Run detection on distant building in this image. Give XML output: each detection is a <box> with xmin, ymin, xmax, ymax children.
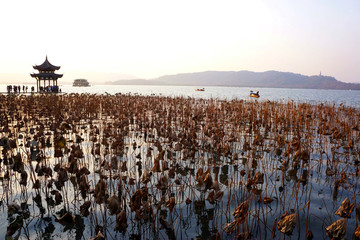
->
<box><xmin>30</xmin><ymin>56</ymin><xmax>63</xmax><ymax>92</ymax></box>
<box><xmin>73</xmin><ymin>79</ymin><xmax>90</xmax><ymax>87</ymax></box>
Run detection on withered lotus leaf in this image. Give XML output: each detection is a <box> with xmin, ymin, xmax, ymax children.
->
<box><xmin>54</xmin><ymin>191</ymin><xmax>63</xmax><ymax>205</ymax></box>
<box><xmin>214</xmin><ymin>191</ymin><xmax>224</xmax><ymax>202</ymax></box>
<box><xmin>80</xmin><ymin>201</ymin><xmax>91</xmax><ymax>217</ymax></box>
<box><xmin>253</xmin><ymin>172</ymin><xmax>264</xmax><ymax>184</ymax></box>
<box><xmin>232</xmin><ymin>200</ymin><xmax>249</xmax><ymax>224</ymax></box>
<box><xmin>141</xmin><ymin>170</ymin><xmax>151</xmax><ymax>184</ymax></box>
<box><xmin>159</xmin><ymin>215</ymin><xmax>172</xmax><ymax>230</ymax></box>
<box><xmin>355</xmin><ymin>224</ymin><xmax>360</xmax><ymax>239</ymax></box>
<box><xmin>277</xmin><ymin>213</ymin><xmax>297</xmax><ymax>235</ymax></box>
<box><xmin>79</xmin><ymin>175</ymin><xmax>90</xmax><ymax>199</ymax></box>
<box><xmin>335</xmin><ymin>197</ymin><xmax>355</xmax><ymax>218</ymax></box>
<box><xmin>156</xmin><ymin>175</ymin><xmax>168</xmax><ymax>190</ymax></box>
<box><xmin>78</xmin><ymin>166</ymin><xmax>91</xmax><ymax>176</ymax></box>
<box><xmin>120</xmin><ymin>162</ymin><xmax>127</xmax><ymax>172</ymax></box>
<box><xmin>107</xmin><ymin>195</ymin><xmax>121</xmax><ymax>215</ymax></box>
<box><xmin>195</xmin><ymin>168</ymin><xmax>212</xmax><ymax>191</ymax></box>
<box><xmin>325</xmin><ymin>218</ymin><xmax>347</xmax><ymax>240</ymax></box>
<box><xmin>128</xmin><ymin>178</ymin><xmax>136</xmax><ymax>185</ymax></box>
<box><xmin>114</xmin><ymin>210</ymin><xmax>127</xmax><ymax>232</ymax></box>
<box><xmin>196</xmin><ymin>168</ymin><xmax>204</xmax><ymax>183</ymax></box>
<box><xmin>94</xmin><ymin>178</ymin><xmax>107</xmax><ymax>204</ymax></box>
<box><xmin>6</xmin><ymin>214</ymin><xmax>23</xmax><ymax>238</ymax></box>
<box><xmin>55</xmin><ymin>136</ymin><xmax>66</xmax><ymax>148</ymax></box>
<box><xmin>224</xmin><ymin>218</ymin><xmax>241</xmax><ymax>234</ymax></box>
<box><xmin>55</xmin><ymin>212</ymin><xmax>75</xmax><ymax>226</ymax></box>
<box><xmin>20</xmin><ymin>170</ymin><xmax>28</xmax><ymax>186</ymax></box>
<box><xmin>7</xmin><ymin>203</ymin><xmax>21</xmax><ymax>216</ymax></box>
<box><xmin>110</xmin><ymin>156</ymin><xmax>118</xmax><ymax>170</ymax></box>
<box><xmin>152</xmin><ymin>158</ymin><xmax>161</xmax><ymax>172</ymax></box>
<box><xmin>71</xmin><ymin>145</ymin><xmax>84</xmax><ymax>158</ymax></box>
<box><xmin>203</xmin><ymin>171</ymin><xmax>213</xmax><ymax>191</ymax></box>
<box><xmin>12</xmin><ymin>153</ymin><xmax>23</xmax><ymax>172</ymax></box>
<box><xmin>54</xmin><ymin>148</ymin><xmax>64</xmax><ymax>158</ymax></box>
<box><xmin>168</xmin><ymin>167</ymin><xmax>175</xmax><ymax>179</ymax></box>
<box><xmin>33</xmin><ymin>179</ymin><xmax>41</xmax><ymax>189</ymax></box>
<box><xmin>130</xmin><ymin>189</ymin><xmax>143</xmax><ymax>212</ymax></box>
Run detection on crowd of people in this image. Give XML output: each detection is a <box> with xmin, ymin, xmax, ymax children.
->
<box><xmin>39</xmin><ymin>85</ymin><xmax>61</xmax><ymax>93</ymax></box>
<box><xmin>6</xmin><ymin>85</ymin><xmax>33</xmax><ymax>93</ymax></box>
<box><xmin>6</xmin><ymin>85</ymin><xmax>61</xmax><ymax>93</ymax></box>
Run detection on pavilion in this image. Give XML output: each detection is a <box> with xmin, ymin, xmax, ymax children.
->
<box><xmin>30</xmin><ymin>56</ymin><xmax>63</xmax><ymax>93</ymax></box>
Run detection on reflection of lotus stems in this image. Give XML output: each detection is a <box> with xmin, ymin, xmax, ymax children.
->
<box><xmin>305</xmin><ymin>186</ymin><xmax>312</xmax><ymax>238</ymax></box>
<box><xmin>0</xmin><ymin>94</ymin><xmax>360</xmax><ymax>239</ymax></box>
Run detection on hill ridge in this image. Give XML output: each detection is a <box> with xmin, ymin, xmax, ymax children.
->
<box><xmin>109</xmin><ymin>70</ymin><xmax>360</xmax><ymax>90</ymax></box>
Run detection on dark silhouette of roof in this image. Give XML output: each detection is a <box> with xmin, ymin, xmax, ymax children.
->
<box><xmin>33</xmin><ymin>56</ymin><xmax>61</xmax><ymax>71</ymax></box>
<box><xmin>30</xmin><ymin>73</ymin><xmax>63</xmax><ymax>79</ymax></box>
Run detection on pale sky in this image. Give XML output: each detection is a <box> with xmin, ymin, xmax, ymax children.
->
<box><xmin>0</xmin><ymin>0</ymin><xmax>359</xmax><ymax>84</ymax></box>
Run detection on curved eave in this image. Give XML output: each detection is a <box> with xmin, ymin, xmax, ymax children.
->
<box><xmin>30</xmin><ymin>73</ymin><xmax>63</xmax><ymax>79</ymax></box>
<box><xmin>33</xmin><ymin>65</ymin><xmax>61</xmax><ymax>71</ymax></box>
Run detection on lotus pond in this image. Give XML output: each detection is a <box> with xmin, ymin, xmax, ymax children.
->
<box><xmin>0</xmin><ymin>93</ymin><xmax>359</xmax><ymax>239</ymax></box>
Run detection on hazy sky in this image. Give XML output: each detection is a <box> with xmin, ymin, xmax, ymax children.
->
<box><xmin>0</xmin><ymin>0</ymin><xmax>359</xmax><ymax>83</ymax></box>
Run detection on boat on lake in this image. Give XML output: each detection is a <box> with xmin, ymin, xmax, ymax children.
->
<box><xmin>195</xmin><ymin>88</ymin><xmax>205</xmax><ymax>91</ymax></box>
<box><xmin>73</xmin><ymin>79</ymin><xmax>90</xmax><ymax>87</ymax></box>
<box><xmin>250</xmin><ymin>90</ymin><xmax>260</xmax><ymax>98</ymax></box>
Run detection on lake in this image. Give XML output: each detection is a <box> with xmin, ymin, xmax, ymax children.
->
<box><xmin>2</xmin><ymin>84</ymin><xmax>360</xmax><ymax>106</ymax></box>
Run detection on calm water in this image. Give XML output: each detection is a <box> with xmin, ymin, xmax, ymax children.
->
<box><xmin>2</xmin><ymin>84</ymin><xmax>360</xmax><ymax>106</ymax></box>
<box><xmin>0</xmin><ymin>85</ymin><xmax>359</xmax><ymax>239</ymax></box>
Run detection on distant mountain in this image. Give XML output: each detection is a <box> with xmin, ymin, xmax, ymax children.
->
<box><xmin>109</xmin><ymin>70</ymin><xmax>360</xmax><ymax>90</ymax></box>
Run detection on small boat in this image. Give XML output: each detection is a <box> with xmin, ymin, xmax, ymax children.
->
<box><xmin>195</xmin><ymin>88</ymin><xmax>205</xmax><ymax>91</ymax></box>
<box><xmin>73</xmin><ymin>79</ymin><xmax>90</xmax><ymax>87</ymax></box>
<box><xmin>250</xmin><ymin>90</ymin><xmax>260</xmax><ymax>98</ymax></box>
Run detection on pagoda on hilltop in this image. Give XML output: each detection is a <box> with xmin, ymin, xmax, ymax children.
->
<box><xmin>30</xmin><ymin>56</ymin><xmax>63</xmax><ymax>93</ymax></box>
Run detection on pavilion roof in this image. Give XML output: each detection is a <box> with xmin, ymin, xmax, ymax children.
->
<box><xmin>30</xmin><ymin>73</ymin><xmax>63</xmax><ymax>79</ymax></box>
<box><xmin>33</xmin><ymin>56</ymin><xmax>61</xmax><ymax>71</ymax></box>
